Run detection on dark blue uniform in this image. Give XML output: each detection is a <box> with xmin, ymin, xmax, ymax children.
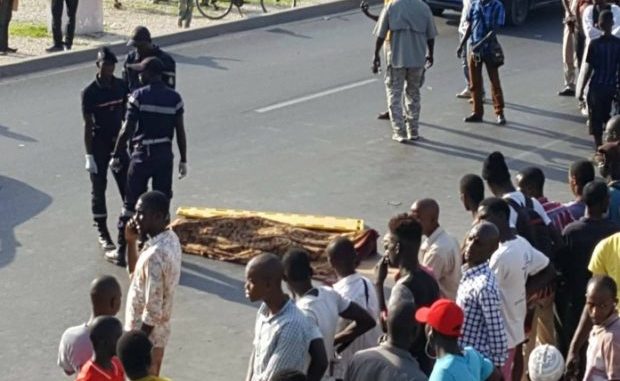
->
<box><xmin>82</xmin><ymin>76</ymin><xmax>129</xmax><ymax>222</ymax></box>
<box><xmin>123</xmin><ymin>46</ymin><xmax>176</xmax><ymax>92</ymax></box>
<box><xmin>123</xmin><ymin>80</ymin><xmax>184</xmax><ymax>214</ymax></box>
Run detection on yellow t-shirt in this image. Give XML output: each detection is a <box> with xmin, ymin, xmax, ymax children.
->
<box><xmin>589</xmin><ymin>233</ymin><xmax>620</xmax><ymax>302</ymax></box>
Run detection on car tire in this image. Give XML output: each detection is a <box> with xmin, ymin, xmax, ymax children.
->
<box><xmin>430</xmin><ymin>7</ymin><xmax>444</xmax><ymax>16</ymax></box>
<box><xmin>504</xmin><ymin>0</ymin><xmax>528</xmax><ymax>25</ymax></box>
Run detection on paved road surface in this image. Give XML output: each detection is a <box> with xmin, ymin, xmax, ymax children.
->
<box><xmin>0</xmin><ymin>4</ymin><xmax>591</xmax><ymax>380</ymax></box>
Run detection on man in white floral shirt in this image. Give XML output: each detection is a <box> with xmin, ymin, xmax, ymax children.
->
<box><xmin>124</xmin><ymin>191</ymin><xmax>182</xmax><ymax>376</ymax></box>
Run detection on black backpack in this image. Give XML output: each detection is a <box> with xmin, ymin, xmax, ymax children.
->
<box><xmin>504</xmin><ymin>195</ymin><xmax>557</xmax><ymax>262</ymax></box>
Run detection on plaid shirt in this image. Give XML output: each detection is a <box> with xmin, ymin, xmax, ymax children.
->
<box><xmin>539</xmin><ymin>197</ymin><xmax>575</xmax><ymax>232</ymax></box>
<box><xmin>456</xmin><ymin>262</ymin><xmax>508</xmax><ymax>366</ymax></box>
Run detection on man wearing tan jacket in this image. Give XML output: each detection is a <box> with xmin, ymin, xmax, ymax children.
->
<box><xmin>0</xmin><ymin>0</ymin><xmax>18</xmax><ymax>55</ymax></box>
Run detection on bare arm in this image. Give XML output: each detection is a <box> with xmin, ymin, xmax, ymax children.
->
<box><xmin>111</xmin><ymin>119</ymin><xmax>136</xmax><ymax>158</ymax></box>
<box><xmin>175</xmin><ymin>115</ymin><xmax>187</xmax><ymax>163</ymax></box>
<box><xmin>334</xmin><ymin>302</ymin><xmax>376</xmax><ymax>352</ymax></box>
<box><xmin>307</xmin><ymin>338</ymin><xmax>328</xmax><ymax>381</ymax></box>
<box><xmin>361</xmin><ymin>1</ymin><xmax>379</xmax><ymax>21</ymax></box>
<box><xmin>458</xmin><ymin>23</ymin><xmax>473</xmax><ymax>53</ymax></box>
<box><xmin>566</xmin><ymin>306</ymin><xmax>593</xmax><ymax>377</ymax></box>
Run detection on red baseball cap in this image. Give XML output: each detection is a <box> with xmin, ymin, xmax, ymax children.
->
<box><xmin>415</xmin><ymin>299</ymin><xmax>464</xmax><ymax>337</ymax></box>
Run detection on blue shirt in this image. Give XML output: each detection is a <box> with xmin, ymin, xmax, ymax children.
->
<box><xmin>429</xmin><ymin>347</ymin><xmax>494</xmax><ymax>381</ymax></box>
<box><xmin>586</xmin><ymin>35</ymin><xmax>620</xmax><ymax>91</ymax></box>
<box><xmin>467</xmin><ymin>0</ymin><xmax>505</xmax><ymax>53</ymax></box>
<box><xmin>609</xmin><ymin>183</ymin><xmax>620</xmax><ymax>225</ymax></box>
<box><xmin>126</xmin><ymin>81</ymin><xmax>184</xmax><ymax>156</ymax></box>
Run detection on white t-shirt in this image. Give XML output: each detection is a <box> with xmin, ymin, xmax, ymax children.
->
<box><xmin>504</xmin><ymin>191</ymin><xmax>552</xmax><ymax>229</ymax></box>
<box><xmin>489</xmin><ymin>236</ymin><xmax>550</xmax><ymax>348</ymax></box>
<box><xmin>332</xmin><ymin>273</ymin><xmax>382</xmax><ymax>379</ymax></box>
<box><xmin>297</xmin><ymin>286</ymin><xmax>351</xmax><ymax>378</ymax></box>
<box><xmin>57</xmin><ymin>323</ymin><xmax>92</xmax><ymax>375</ymax></box>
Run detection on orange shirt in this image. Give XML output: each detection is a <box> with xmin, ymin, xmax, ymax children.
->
<box><xmin>75</xmin><ymin>357</ymin><xmax>125</xmax><ymax>381</ymax></box>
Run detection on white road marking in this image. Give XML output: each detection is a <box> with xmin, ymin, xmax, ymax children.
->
<box><xmin>255</xmin><ymin>78</ymin><xmax>378</xmax><ymax>113</ymax></box>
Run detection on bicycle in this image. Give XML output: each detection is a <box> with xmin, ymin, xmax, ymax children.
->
<box><xmin>196</xmin><ymin>0</ymin><xmax>297</xmax><ymax>19</ymax></box>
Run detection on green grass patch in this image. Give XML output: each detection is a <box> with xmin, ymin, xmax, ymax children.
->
<box><xmin>9</xmin><ymin>22</ymin><xmax>48</xmax><ymax>38</ymax></box>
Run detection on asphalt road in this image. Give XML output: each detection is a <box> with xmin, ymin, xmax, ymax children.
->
<box><xmin>0</xmin><ymin>4</ymin><xmax>592</xmax><ymax>380</ymax></box>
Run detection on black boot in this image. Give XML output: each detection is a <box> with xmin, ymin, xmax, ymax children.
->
<box><xmin>104</xmin><ymin>218</ymin><xmax>127</xmax><ymax>267</ymax></box>
<box><xmin>94</xmin><ymin>218</ymin><xmax>115</xmax><ymax>251</ymax></box>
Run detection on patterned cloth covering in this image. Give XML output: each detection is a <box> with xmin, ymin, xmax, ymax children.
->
<box><xmin>170</xmin><ymin>216</ymin><xmax>379</xmax><ymax>282</ymax></box>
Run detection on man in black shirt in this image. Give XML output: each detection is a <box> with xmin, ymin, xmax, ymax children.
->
<box><xmin>123</xmin><ymin>26</ymin><xmax>176</xmax><ymax>92</ymax></box>
<box><xmin>578</xmin><ymin>10</ymin><xmax>620</xmax><ymax>149</ymax></box>
<box><xmin>375</xmin><ymin>213</ymin><xmax>440</xmax><ymax>375</ymax></box>
<box><xmin>81</xmin><ymin>47</ymin><xmax>129</xmax><ymax>251</ymax></box>
<box><xmin>557</xmin><ymin>180</ymin><xmax>620</xmax><ymax>354</ymax></box>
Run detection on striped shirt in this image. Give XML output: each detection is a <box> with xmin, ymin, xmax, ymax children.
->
<box><xmin>586</xmin><ymin>35</ymin><xmax>620</xmax><ymax>91</ymax></box>
<box><xmin>126</xmin><ymin>80</ymin><xmax>184</xmax><ymax>155</ymax></box>
<box><xmin>456</xmin><ymin>262</ymin><xmax>508</xmax><ymax>367</ymax></box>
<box><xmin>467</xmin><ymin>0</ymin><xmax>505</xmax><ymax>53</ymax></box>
<box><xmin>251</xmin><ymin>299</ymin><xmax>323</xmax><ymax>381</ymax></box>
<box><xmin>539</xmin><ymin>197</ymin><xmax>576</xmax><ymax>232</ymax></box>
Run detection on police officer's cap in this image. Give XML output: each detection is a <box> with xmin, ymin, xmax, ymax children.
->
<box><xmin>128</xmin><ymin>56</ymin><xmax>164</xmax><ymax>75</ymax></box>
<box><xmin>96</xmin><ymin>47</ymin><xmax>117</xmax><ymax>64</ymax></box>
<box><xmin>128</xmin><ymin>26</ymin><xmax>152</xmax><ymax>47</ymax></box>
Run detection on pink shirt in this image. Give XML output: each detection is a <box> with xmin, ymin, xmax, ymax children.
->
<box><xmin>585</xmin><ymin>314</ymin><xmax>620</xmax><ymax>380</ymax></box>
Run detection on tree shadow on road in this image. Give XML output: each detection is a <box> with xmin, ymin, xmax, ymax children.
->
<box><xmin>266</xmin><ymin>27</ymin><xmax>312</xmax><ymax>39</ymax></box>
<box><xmin>180</xmin><ymin>260</ymin><xmax>255</xmax><ymax>307</ymax></box>
<box><xmin>172</xmin><ymin>53</ymin><xmax>241</xmax><ymax>70</ymax></box>
<box><xmin>0</xmin><ymin>176</ymin><xmax>52</xmax><ymax>268</ymax></box>
<box><xmin>0</xmin><ymin>125</ymin><xmax>38</xmax><ymax>143</ymax></box>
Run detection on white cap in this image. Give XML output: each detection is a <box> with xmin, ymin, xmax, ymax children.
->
<box><xmin>528</xmin><ymin>344</ymin><xmax>565</xmax><ymax>381</ymax></box>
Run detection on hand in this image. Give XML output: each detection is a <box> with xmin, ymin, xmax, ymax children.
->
<box><xmin>85</xmin><ymin>154</ymin><xmax>98</xmax><ymax>174</ymax></box>
<box><xmin>178</xmin><ymin>161</ymin><xmax>188</xmax><ymax>179</ymax></box>
<box><xmin>125</xmin><ymin>217</ymin><xmax>139</xmax><ymax>244</ymax></box>
<box><xmin>360</xmin><ymin>0</ymin><xmax>369</xmax><ymax>13</ymax></box>
<box><xmin>565</xmin><ymin>349</ymin><xmax>581</xmax><ymax>380</ymax></box>
<box><xmin>372</xmin><ymin>54</ymin><xmax>381</xmax><ymax>74</ymax></box>
<box><xmin>425</xmin><ymin>55</ymin><xmax>434</xmax><ymax>69</ymax></box>
<box><xmin>456</xmin><ymin>46</ymin><xmax>464</xmax><ymax>59</ymax></box>
<box><xmin>109</xmin><ymin>157</ymin><xmax>122</xmax><ymax>173</ymax></box>
<box><xmin>374</xmin><ymin>256</ymin><xmax>389</xmax><ymax>285</ymax></box>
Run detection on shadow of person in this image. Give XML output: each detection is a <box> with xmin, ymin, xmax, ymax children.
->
<box><xmin>172</xmin><ymin>53</ymin><xmax>242</xmax><ymax>70</ymax></box>
<box><xmin>0</xmin><ymin>125</ymin><xmax>38</xmax><ymax>143</ymax></box>
<box><xmin>180</xmin><ymin>260</ymin><xmax>256</xmax><ymax>307</ymax></box>
<box><xmin>0</xmin><ymin>176</ymin><xmax>52</xmax><ymax>268</ymax></box>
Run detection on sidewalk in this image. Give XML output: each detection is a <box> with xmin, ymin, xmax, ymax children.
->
<box><xmin>1</xmin><ymin>0</ymin><xmax>329</xmax><ymax>65</ymax></box>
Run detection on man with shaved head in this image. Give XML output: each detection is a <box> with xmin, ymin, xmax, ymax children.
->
<box><xmin>327</xmin><ymin>237</ymin><xmax>381</xmax><ymax>380</ymax></box>
<box><xmin>411</xmin><ymin>198</ymin><xmax>461</xmax><ymax>300</ymax></box>
<box><xmin>344</xmin><ymin>301</ymin><xmax>428</xmax><ymax>381</ymax></box>
<box><xmin>245</xmin><ymin>253</ymin><xmax>328</xmax><ymax>381</ymax></box>
<box><xmin>457</xmin><ymin>222</ymin><xmax>508</xmax><ymax>368</ymax></box>
<box><xmin>58</xmin><ymin>276</ymin><xmax>122</xmax><ymax>376</ymax></box>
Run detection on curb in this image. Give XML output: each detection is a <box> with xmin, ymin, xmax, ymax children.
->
<box><xmin>0</xmin><ymin>0</ymin><xmax>378</xmax><ymax>79</ymax></box>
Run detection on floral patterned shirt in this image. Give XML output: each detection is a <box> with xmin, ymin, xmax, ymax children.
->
<box><xmin>125</xmin><ymin>229</ymin><xmax>182</xmax><ymax>348</ymax></box>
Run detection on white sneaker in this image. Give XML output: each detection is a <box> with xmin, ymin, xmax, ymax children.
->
<box><xmin>408</xmin><ymin>131</ymin><xmax>420</xmax><ymax>141</ymax></box>
<box><xmin>392</xmin><ymin>133</ymin><xmax>407</xmax><ymax>143</ymax></box>
<box><xmin>456</xmin><ymin>88</ymin><xmax>471</xmax><ymax>99</ymax></box>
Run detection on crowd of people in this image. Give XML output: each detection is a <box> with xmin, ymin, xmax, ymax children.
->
<box><xmin>24</xmin><ymin>0</ymin><xmax>620</xmax><ymax>377</ymax></box>
<box><xmin>56</xmin><ymin>136</ymin><xmax>620</xmax><ymax>380</ymax></box>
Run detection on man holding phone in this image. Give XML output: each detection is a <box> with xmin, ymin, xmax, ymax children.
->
<box><xmin>371</xmin><ymin>0</ymin><xmax>437</xmax><ymax>143</ymax></box>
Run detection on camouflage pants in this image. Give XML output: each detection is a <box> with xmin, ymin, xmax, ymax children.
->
<box><xmin>385</xmin><ymin>66</ymin><xmax>425</xmax><ymax>137</ymax></box>
<box><xmin>179</xmin><ymin>0</ymin><xmax>194</xmax><ymax>23</ymax></box>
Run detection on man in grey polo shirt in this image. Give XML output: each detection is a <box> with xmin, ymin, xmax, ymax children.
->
<box><xmin>344</xmin><ymin>301</ymin><xmax>427</xmax><ymax>381</ymax></box>
<box><xmin>372</xmin><ymin>0</ymin><xmax>437</xmax><ymax>143</ymax></box>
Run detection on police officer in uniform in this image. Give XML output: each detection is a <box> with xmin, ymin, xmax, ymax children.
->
<box><xmin>123</xmin><ymin>26</ymin><xmax>176</xmax><ymax>92</ymax></box>
<box><xmin>106</xmin><ymin>57</ymin><xmax>187</xmax><ymax>266</ymax></box>
<box><xmin>82</xmin><ymin>47</ymin><xmax>129</xmax><ymax>251</ymax></box>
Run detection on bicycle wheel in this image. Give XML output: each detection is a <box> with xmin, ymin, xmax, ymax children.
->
<box><xmin>259</xmin><ymin>0</ymin><xmax>296</xmax><ymax>13</ymax></box>
<box><xmin>196</xmin><ymin>0</ymin><xmax>234</xmax><ymax>19</ymax></box>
